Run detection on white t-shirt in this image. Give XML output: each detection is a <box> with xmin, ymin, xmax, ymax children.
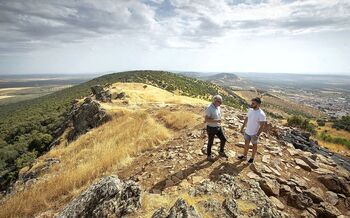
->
<box><xmin>245</xmin><ymin>108</ymin><xmax>266</xmax><ymax>135</ymax></box>
<box><xmin>205</xmin><ymin>103</ymin><xmax>221</xmax><ymax>127</ymax></box>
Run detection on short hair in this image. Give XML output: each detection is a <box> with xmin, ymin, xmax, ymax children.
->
<box><xmin>252</xmin><ymin>97</ymin><xmax>262</xmax><ymax>104</ymax></box>
<box><xmin>212</xmin><ymin>94</ymin><xmax>222</xmax><ymax>102</ymax></box>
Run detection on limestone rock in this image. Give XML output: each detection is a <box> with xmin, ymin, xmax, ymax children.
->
<box><xmin>57</xmin><ymin>175</ymin><xmax>141</xmax><ymax>218</ymax></box>
<box><xmin>67</xmin><ymin>97</ymin><xmax>112</xmax><ymax>141</ymax></box>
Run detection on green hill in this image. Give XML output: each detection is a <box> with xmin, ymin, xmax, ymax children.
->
<box><xmin>0</xmin><ymin>70</ymin><xmax>245</xmax><ymax>191</ymax></box>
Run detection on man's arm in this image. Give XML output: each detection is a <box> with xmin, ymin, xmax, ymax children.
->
<box><xmin>240</xmin><ymin>117</ymin><xmax>248</xmax><ymax>134</ymax></box>
<box><xmin>205</xmin><ymin>115</ymin><xmax>221</xmax><ymax>124</ymax></box>
<box><xmin>254</xmin><ymin>121</ymin><xmax>267</xmax><ymax>138</ymax></box>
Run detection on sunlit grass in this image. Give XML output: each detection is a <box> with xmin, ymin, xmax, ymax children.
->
<box><xmin>0</xmin><ymin>110</ymin><xmax>171</xmax><ymax>218</ymax></box>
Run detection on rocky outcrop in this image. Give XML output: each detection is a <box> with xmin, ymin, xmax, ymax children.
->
<box><xmin>91</xmin><ymin>85</ymin><xmax>112</xmax><ymax>102</ymax></box>
<box><xmin>67</xmin><ymin>97</ymin><xmax>111</xmax><ymax>141</ymax></box>
<box><xmin>57</xmin><ymin>175</ymin><xmax>141</xmax><ymax>218</ymax></box>
<box><xmin>152</xmin><ymin>198</ymin><xmax>200</xmax><ymax>218</ymax></box>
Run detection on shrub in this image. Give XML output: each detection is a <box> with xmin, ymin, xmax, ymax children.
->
<box><xmin>332</xmin><ymin>116</ymin><xmax>350</xmax><ymax>132</ymax></box>
<box><xmin>287</xmin><ymin>115</ymin><xmax>316</xmax><ymax>134</ymax></box>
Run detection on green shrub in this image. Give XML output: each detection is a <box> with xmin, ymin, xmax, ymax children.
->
<box><xmin>318</xmin><ymin>132</ymin><xmax>350</xmax><ymax>149</ymax></box>
<box><xmin>287</xmin><ymin>115</ymin><xmax>316</xmax><ymax>134</ymax></box>
<box><xmin>332</xmin><ymin>116</ymin><xmax>350</xmax><ymax>132</ymax></box>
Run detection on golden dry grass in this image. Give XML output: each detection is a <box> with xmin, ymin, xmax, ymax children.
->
<box><xmin>0</xmin><ymin>110</ymin><xmax>171</xmax><ymax>218</ymax></box>
<box><xmin>109</xmin><ymin>83</ymin><xmax>209</xmax><ymax>106</ymax></box>
<box><xmin>155</xmin><ymin>108</ymin><xmax>203</xmax><ymax>130</ymax></box>
<box><xmin>318</xmin><ymin>122</ymin><xmax>350</xmax><ymax>139</ymax></box>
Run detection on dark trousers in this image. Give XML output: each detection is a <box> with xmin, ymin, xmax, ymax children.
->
<box><xmin>206</xmin><ymin>125</ymin><xmax>227</xmax><ymax>156</ymax></box>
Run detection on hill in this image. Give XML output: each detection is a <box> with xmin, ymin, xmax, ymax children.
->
<box><xmin>0</xmin><ymin>70</ymin><xmax>244</xmax><ymax>192</ymax></box>
<box><xmin>0</xmin><ymin>82</ymin><xmax>349</xmax><ymax>217</ymax></box>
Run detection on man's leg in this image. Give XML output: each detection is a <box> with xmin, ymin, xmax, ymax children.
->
<box><xmin>216</xmin><ymin>127</ymin><xmax>227</xmax><ymax>152</ymax></box>
<box><xmin>243</xmin><ymin>133</ymin><xmax>251</xmax><ymax>157</ymax></box>
<box><xmin>249</xmin><ymin>136</ymin><xmax>259</xmax><ymax>163</ymax></box>
<box><xmin>206</xmin><ymin>126</ymin><xmax>216</xmax><ymax>157</ymax></box>
<box><xmin>238</xmin><ymin>133</ymin><xmax>250</xmax><ymax>160</ymax></box>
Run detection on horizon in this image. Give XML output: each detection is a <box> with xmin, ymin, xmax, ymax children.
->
<box><xmin>1</xmin><ymin>0</ymin><xmax>350</xmax><ymax>75</ymax></box>
<box><xmin>1</xmin><ymin>70</ymin><xmax>350</xmax><ymax>77</ymax></box>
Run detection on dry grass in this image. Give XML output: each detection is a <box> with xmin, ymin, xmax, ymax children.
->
<box><xmin>155</xmin><ymin>108</ymin><xmax>203</xmax><ymax>130</ymax></box>
<box><xmin>313</xmin><ymin>122</ymin><xmax>350</xmax><ymax>155</ymax></box>
<box><xmin>317</xmin><ymin>122</ymin><xmax>350</xmax><ymax>139</ymax></box>
<box><xmin>0</xmin><ymin>110</ymin><xmax>171</xmax><ymax>218</ymax></box>
<box><xmin>110</xmin><ymin>83</ymin><xmax>209</xmax><ymax>106</ymax></box>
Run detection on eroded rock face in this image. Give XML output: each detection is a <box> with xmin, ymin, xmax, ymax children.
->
<box><xmin>67</xmin><ymin>97</ymin><xmax>112</xmax><ymax>141</ymax></box>
<box><xmin>57</xmin><ymin>175</ymin><xmax>141</xmax><ymax>218</ymax></box>
<box><xmin>91</xmin><ymin>85</ymin><xmax>112</xmax><ymax>102</ymax></box>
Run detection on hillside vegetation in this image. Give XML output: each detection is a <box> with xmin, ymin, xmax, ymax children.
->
<box><xmin>0</xmin><ymin>71</ymin><xmax>243</xmax><ymax>191</ymax></box>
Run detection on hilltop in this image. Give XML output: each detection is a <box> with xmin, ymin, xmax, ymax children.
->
<box><xmin>0</xmin><ymin>81</ymin><xmax>349</xmax><ymax>217</ymax></box>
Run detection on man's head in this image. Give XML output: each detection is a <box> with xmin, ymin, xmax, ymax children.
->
<box><xmin>212</xmin><ymin>95</ymin><xmax>222</xmax><ymax>107</ymax></box>
<box><xmin>251</xmin><ymin>97</ymin><xmax>262</xmax><ymax>109</ymax></box>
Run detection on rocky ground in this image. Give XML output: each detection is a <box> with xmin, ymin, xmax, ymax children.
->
<box><xmin>110</xmin><ymin>105</ymin><xmax>349</xmax><ymax>217</ymax></box>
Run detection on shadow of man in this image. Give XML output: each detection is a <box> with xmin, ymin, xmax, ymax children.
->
<box><xmin>208</xmin><ymin>160</ymin><xmax>248</xmax><ymax>182</ymax></box>
<box><xmin>149</xmin><ymin>157</ymin><xmax>219</xmax><ymax>193</ymax></box>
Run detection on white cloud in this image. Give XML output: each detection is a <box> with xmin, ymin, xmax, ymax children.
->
<box><xmin>1</xmin><ymin>0</ymin><xmax>349</xmax><ymax>53</ymax></box>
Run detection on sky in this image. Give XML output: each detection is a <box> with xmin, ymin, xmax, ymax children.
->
<box><xmin>0</xmin><ymin>0</ymin><xmax>350</xmax><ymax>75</ymax></box>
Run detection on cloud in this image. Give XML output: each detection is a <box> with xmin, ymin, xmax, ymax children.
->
<box><xmin>0</xmin><ymin>0</ymin><xmax>349</xmax><ymax>53</ymax></box>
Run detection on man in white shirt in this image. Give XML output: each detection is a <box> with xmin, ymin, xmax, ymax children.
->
<box><xmin>204</xmin><ymin>95</ymin><xmax>228</xmax><ymax>162</ymax></box>
<box><xmin>238</xmin><ymin>97</ymin><xmax>267</xmax><ymax>163</ymax></box>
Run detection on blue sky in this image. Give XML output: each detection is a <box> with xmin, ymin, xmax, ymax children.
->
<box><xmin>0</xmin><ymin>0</ymin><xmax>349</xmax><ymax>74</ymax></box>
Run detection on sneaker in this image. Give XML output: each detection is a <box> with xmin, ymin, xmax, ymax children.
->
<box><xmin>219</xmin><ymin>151</ymin><xmax>229</xmax><ymax>159</ymax></box>
<box><xmin>207</xmin><ymin>155</ymin><xmax>215</xmax><ymax>162</ymax></box>
<box><xmin>237</xmin><ymin>155</ymin><xmax>247</xmax><ymax>160</ymax></box>
<box><xmin>248</xmin><ymin>158</ymin><xmax>254</xmax><ymax>163</ymax></box>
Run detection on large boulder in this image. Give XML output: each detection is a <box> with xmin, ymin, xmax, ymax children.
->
<box><xmin>67</xmin><ymin>97</ymin><xmax>112</xmax><ymax>141</ymax></box>
<box><xmin>57</xmin><ymin>175</ymin><xmax>141</xmax><ymax>218</ymax></box>
<box><xmin>286</xmin><ymin>192</ymin><xmax>313</xmax><ymax>210</ymax></box>
<box><xmin>318</xmin><ymin>174</ymin><xmax>350</xmax><ymax>196</ymax></box>
<box><xmin>91</xmin><ymin>85</ymin><xmax>112</xmax><ymax>102</ymax></box>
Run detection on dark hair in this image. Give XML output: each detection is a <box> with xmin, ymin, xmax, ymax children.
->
<box><xmin>252</xmin><ymin>97</ymin><xmax>262</xmax><ymax>104</ymax></box>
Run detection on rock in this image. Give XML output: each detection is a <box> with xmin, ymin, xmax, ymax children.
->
<box><xmin>262</xmin><ymin>155</ymin><xmax>270</xmax><ymax>164</ymax></box>
<box><xmin>115</xmin><ymin>92</ymin><xmax>126</xmax><ymax>100</ymax></box>
<box><xmin>287</xmin><ymin>148</ymin><xmax>299</xmax><ymax>156</ymax></box>
<box><xmin>269</xmin><ymin>196</ymin><xmax>285</xmax><ymax>210</ymax></box>
<box><xmin>280</xmin><ymin>185</ymin><xmax>292</xmax><ymax>196</ymax></box>
<box><xmin>314</xmin><ymin>202</ymin><xmax>342</xmax><ymax>218</ymax></box>
<box><xmin>91</xmin><ymin>85</ymin><xmax>112</xmax><ymax>102</ymax></box>
<box><xmin>259</xmin><ymin>178</ymin><xmax>280</xmax><ymax>196</ymax></box>
<box><xmin>286</xmin><ymin>192</ymin><xmax>313</xmax><ymax>209</ymax></box>
<box><xmin>152</xmin><ymin>198</ymin><xmax>201</xmax><ymax>218</ymax></box>
<box><xmin>318</xmin><ymin>174</ymin><xmax>350</xmax><ymax>196</ymax></box>
<box><xmin>295</xmin><ymin>158</ymin><xmax>312</xmax><ymax>171</ymax></box>
<box><xmin>67</xmin><ymin>97</ymin><xmax>112</xmax><ymax>141</ymax></box>
<box><xmin>303</xmin><ymin>187</ymin><xmax>323</xmax><ymax>203</ymax></box>
<box><xmin>300</xmin><ymin>156</ymin><xmax>319</xmax><ymax>169</ymax></box>
<box><xmin>313</xmin><ymin>168</ymin><xmax>334</xmax><ymax>175</ymax></box>
<box><xmin>289</xmin><ymin>176</ymin><xmax>309</xmax><ymax>189</ymax></box>
<box><xmin>223</xmin><ymin>198</ymin><xmax>239</xmax><ymax>217</ymax></box>
<box><xmin>57</xmin><ymin>175</ymin><xmax>141</xmax><ymax>218</ymax></box>
<box><xmin>325</xmin><ymin>191</ymin><xmax>339</xmax><ymax>206</ymax></box>
<box><xmin>151</xmin><ymin>207</ymin><xmax>168</xmax><ymax>218</ymax></box>
<box><xmin>192</xmin><ymin>176</ymin><xmax>204</xmax><ymax>184</ymax></box>
<box><xmin>247</xmin><ymin>172</ymin><xmax>261</xmax><ymax>180</ymax></box>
